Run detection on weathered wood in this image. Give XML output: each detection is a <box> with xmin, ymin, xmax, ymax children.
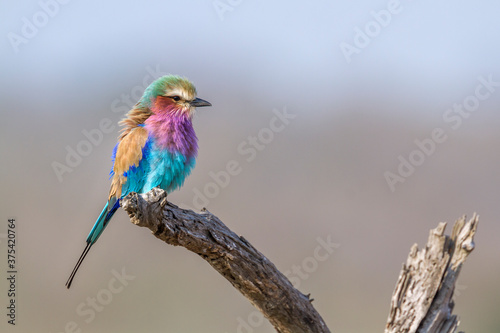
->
<box><xmin>385</xmin><ymin>215</ymin><xmax>478</xmax><ymax>333</ymax></box>
<box><xmin>122</xmin><ymin>187</ymin><xmax>478</xmax><ymax>333</ymax></box>
<box><xmin>121</xmin><ymin>187</ymin><xmax>331</xmax><ymax>333</ymax></box>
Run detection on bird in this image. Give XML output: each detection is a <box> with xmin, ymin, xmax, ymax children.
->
<box><xmin>65</xmin><ymin>75</ymin><xmax>211</xmax><ymax>288</ymax></box>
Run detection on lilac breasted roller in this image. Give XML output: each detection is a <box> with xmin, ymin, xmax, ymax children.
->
<box><xmin>66</xmin><ymin>75</ymin><xmax>211</xmax><ymax>288</ymax></box>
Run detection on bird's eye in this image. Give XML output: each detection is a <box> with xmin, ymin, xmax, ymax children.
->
<box><xmin>170</xmin><ymin>96</ymin><xmax>181</xmax><ymax>102</ymax></box>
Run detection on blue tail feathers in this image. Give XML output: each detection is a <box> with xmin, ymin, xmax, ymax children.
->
<box><xmin>66</xmin><ymin>199</ymin><xmax>120</xmax><ymax>288</ymax></box>
<box><xmin>86</xmin><ymin>199</ymin><xmax>120</xmax><ymax>245</ymax></box>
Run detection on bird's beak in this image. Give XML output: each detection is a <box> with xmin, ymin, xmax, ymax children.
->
<box><xmin>190</xmin><ymin>97</ymin><xmax>212</xmax><ymax>107</ymax></box>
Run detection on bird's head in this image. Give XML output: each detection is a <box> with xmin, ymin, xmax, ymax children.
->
<box><xmin>141</xmin><ymin>75</ymin><xmax>211</xmax><ymax>117</ymax></box>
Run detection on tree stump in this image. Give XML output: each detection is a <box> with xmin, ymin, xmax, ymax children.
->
<box><xmin>385</xmin><ymin>215</ymin><xmax>478</xmax><ymax>333</ymax></box>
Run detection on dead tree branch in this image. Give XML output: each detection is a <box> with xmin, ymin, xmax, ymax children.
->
<box><xmin>121</xmin><ymin>187</ymin><xmax>478</xmax><ymax>333</ymax></box>
<box><xmin>385</xmin><ymin>214</ymin><xmax>478</xmax><ymax>333</ymax></box>
<box><xmin>121</xmin><ymin>187</ymin><xmax>331</xmax><ymax>333</ymax></box>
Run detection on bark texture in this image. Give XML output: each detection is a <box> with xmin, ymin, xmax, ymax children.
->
<box><xmin>121</xmin><ymin>188</ymin><xmax>478</xmax><ymax>333</ymax></box>
<box><xmin>121</xmin><ymin>187</ymin><xmax>331</xmax><ymax>333</ymax></box>
<box><xmin>385</xmin><ymin>215</ymin><xmax>478</xmax><ymax>333</ymax></box>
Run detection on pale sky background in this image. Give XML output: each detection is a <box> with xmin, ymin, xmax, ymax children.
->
<box><xmin>1</xmin><ymin>1</ymin><xmax>500</xmax><ymax>332</ymax></box>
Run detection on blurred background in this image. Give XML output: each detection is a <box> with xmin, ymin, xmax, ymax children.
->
<box><xmin>1</xmin><ymin>0</ymin><xmax>499</xmax><ymax>332</ymax></box>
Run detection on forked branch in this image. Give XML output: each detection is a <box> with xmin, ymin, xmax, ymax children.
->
<box><xmin>121</xmin><ymin>188</ymin><xmax>478</xmax><ymax>333</ymax></box>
